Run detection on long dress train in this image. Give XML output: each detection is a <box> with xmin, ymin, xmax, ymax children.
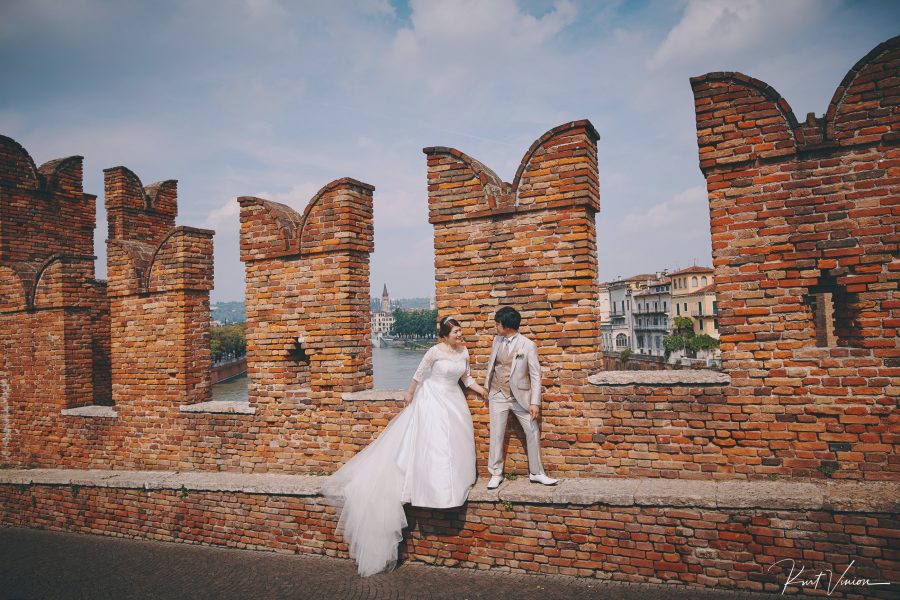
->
<box><xmin>321</xmin><ymin>344</ymin><xmax>476</xmax><ymax>576</ymax></box>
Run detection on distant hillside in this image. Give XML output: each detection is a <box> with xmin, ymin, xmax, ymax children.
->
<box><xmin>370</xmin><ymin>297</ymin><xmax>432</xmax><ymax>311</ymax></box>
<box><xmin>212</xmin><ymin>301</ymin><xmax>246</xmax><ymax>323</ymax></box>
<box><xmin>212</xmin><ymin>299</ymin><xmax>433</xmax><ymax>321</ymax></box>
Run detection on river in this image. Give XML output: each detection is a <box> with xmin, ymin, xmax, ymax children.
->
<box><xmin>212</xmin><ymin>346</ymin><xmax>427</xmax><ymax>402</ymax></box>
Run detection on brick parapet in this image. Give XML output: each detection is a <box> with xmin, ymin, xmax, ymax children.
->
<box><xmin>104</xmin><ymin>167</ymin><xmax>214</xmax><ymax>416</ymax></box>
<box><xmin>691</xmin><ymin>37</ymin><xmax>899</xmax><ymax>481</ymax></box>
<box><xmin>0</xmin><ymin>136</ymin><xmax>94</xmax><ymax>263</ymax></box>
<box><xmin>424</xmin><ymin>120</ymin><xmax>600</xmax><ymax>223</ymax></box>
<box><xmin>2</xmin><ymin>471</ymin><xmax>896</xmax><ymax>597</ymax></box>
<box><xmin>239</xmin><ymin>177</ymin><xmax>374</xmax><ymax>262</ymax></box>
<box><xmin>103</xmin><ymin>166</ymin><xmax>177</xmax><ymax>245</ymax></box>
<box><xmin>0</xmin><ymin>137</ymin><xmax>105</xmax><ymax>437</ymax></box>
<box><xmin>690</xmin><ymin>36</ymin><xmax>899</xmax><ymax>174</ymax></box>
<box><xmin>239</xmin><ymin>178</ymin><xmax>374</xmax><ymax>415</ymax></box>
<box><xmin>425</xmin><ymin>121</ymin><xmax>602</xmax><ymax>475</ymax></box>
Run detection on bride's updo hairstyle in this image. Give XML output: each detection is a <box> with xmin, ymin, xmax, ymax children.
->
<box><xmin>438</xmin><ymin>316</ymin><xmax>461</xmax><ymax>339</ymax></box>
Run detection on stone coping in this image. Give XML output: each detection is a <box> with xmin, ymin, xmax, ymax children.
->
<box><xmin>342</xmin><ymin>390</ymin><xmax>405</xmax><ymax>401</ymax></box>
<box><xmin>179</xmin><ymin>400</ymin><xmax>256</xmax><ymax>415</ymax></box>
<box><xmin>588</xmin><ymin>370</ymin><xmax>730</xmax><ymax>386</ymax></box>
<box><xmin>60</xmin><ymin>406</ymin><xmax>118</xmax><ymax>418</ymax></box>
<box><xmin>1</xmin><ymin>469</ymin><xmax>895</xmax><ymax>513</ymax></box>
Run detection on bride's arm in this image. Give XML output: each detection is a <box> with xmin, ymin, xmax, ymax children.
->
<box><xmin>461</xmin><ymin>348</ymin><xmax>488</xmax><ymax>400</ymax></box>
<box><xmin>405</xmin><ymin>346</ymin><xmax>437</xmax><ymax>404</ymax></box>
<box><xmin>403</xmin><ymin>379</ymin><xmax>418</xmax><ymax>405</ymax></box>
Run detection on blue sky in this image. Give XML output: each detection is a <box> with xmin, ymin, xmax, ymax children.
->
<box><xmin>1</xmin><ymin>0</ymin><xmax>897</xmax><ymax>302</ymax></box>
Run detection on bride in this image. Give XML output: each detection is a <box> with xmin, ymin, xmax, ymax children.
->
<box><xmin>322</xmin><ymin>316</ymin><xmax>488</xmax><ymax>576</ymax></box>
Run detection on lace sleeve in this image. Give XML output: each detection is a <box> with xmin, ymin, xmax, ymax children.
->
<box><xmin>460</xmin><ymin>347</ymin><xmax>476</xmax><ymax>388</ymax></box>
<box><xmin>412</xmin><ymin>346</ymin><xmax>438</xmax><ymax>383</ymax></box>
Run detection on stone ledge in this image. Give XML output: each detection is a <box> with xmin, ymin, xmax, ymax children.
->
<box><xmin>342</xmin><ymin>389</ymin><xmax>405</xmax><ymax>402</ymax></box>
<box><xmin>1</xmin><ymin>469</ymin><xmax>896</xmax><ymax>513</ymax></box>
<box><xmin>179</xmin><ymin>401</ymin><xmax>256</xmax><ymax>415</ymax></box>
<box><xmin>0</xmin><ymin>469</ymin><xmax>319</xmax><ymax>496</ymax></box>
<box><xmin>588</xmin><ymin>370</ymin><xmax>730</xmax><ymax>386</ymax></box>
<box><xmin>60</xmin><ymin>406</ymin><xmax>118</xmax><ymax>418</ymax></box>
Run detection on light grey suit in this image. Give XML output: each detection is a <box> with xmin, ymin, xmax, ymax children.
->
<box><xmin>484</xmin><ymin>333</ymin><xmax>546</xmax><ymax>476</ymax></box>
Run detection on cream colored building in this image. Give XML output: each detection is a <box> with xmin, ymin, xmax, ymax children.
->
<box><xmin>371</xmin><ymin>284</ymin><xmax>395</xmax><ymax>335</ymax></box>
<box><xmin>633</xmin><ymin>275</ymin><xmax>671</xmax><ymax>357</ymax></box>
<box><xmin>670</xmin><ymin>266</ymin><xmax>718</xmax><ymax>338</ymax></box>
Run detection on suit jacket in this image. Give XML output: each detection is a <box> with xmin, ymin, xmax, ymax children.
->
<box><xmin>484</xmin><ymin>333</ymin><xmax>541</xmax><ymax>410</ymax></box>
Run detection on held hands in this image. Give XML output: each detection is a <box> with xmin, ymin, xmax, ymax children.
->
<box><xmin>403</xmin><ymin>390</ymin><xmax>414</xmax><ymax>405</ymax></box>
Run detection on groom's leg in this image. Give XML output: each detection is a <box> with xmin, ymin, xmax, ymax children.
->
<box><xmin>509</xmin><ymin>402</ymin><xmax>546</xmax><ymax>476</ymax></box>
<box><xmin>487</xmin><ymin>392</ymin><xmax>511</xmax><ymax>477</ymax></box>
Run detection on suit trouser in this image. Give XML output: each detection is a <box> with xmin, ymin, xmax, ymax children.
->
<box><xmin>487</xmin><ymin>390</ymin><xmax>545</xmax><ymax>477</ymax></box>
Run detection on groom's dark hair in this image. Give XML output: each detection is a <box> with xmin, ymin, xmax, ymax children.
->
<box><xmin>494</xmin><ymin>306</ymin><xmax>521</xmax><ymax>330</ymax></box>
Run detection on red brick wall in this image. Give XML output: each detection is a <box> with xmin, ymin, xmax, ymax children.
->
<box><xmin>0</xmin><ymin>136</ymin><xmax>94</xmax><ymax>262</ymax></box>
<box><xmin>239</xmin><ymin>178</ymin><xmax>374</xmax><ymax>402</ymax></box>
<box><xmin>0</xmin><ymin>138</ymin><xmax>107</xmax><ymax>465</ymax></box>
<box><xmin>106</xmin><ymin>168</ymin><xmax>214</xmax><ymax>416</ymax></box>
<box><xmin>425</xmin><ymin>120</ymin><xmax>602</xmax><ymax>475</ymax></box>
<box><xmin>1</xmin><ymin>39</ymin><xmax>897</xmax><ymax>483</ymax></box>
<box><xmin>2</xmin><ymin>483</ymin><xmax>895</xmax><ymax>598</ymax></box>
<box><xmin>690</xmin><ymin>36</ymin><xmax>899</xmax><ymax>480</ymax></box>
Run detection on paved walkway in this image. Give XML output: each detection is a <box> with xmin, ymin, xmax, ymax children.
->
<box><xmin>0</xmin><ymin>527</ymin><xmax>781</xmax><ymax>600</ymax></box>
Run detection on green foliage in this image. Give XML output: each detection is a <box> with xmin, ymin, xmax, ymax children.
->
<box><xmin>672</xmin><ymin>315</ymin><xmax>694</xmax><ymax>335</ymax></box>
<box><xmin>619</xmin><ymin>348</ymin><xmax>632</xmax><ymax>363</ymax></box>
<box><xmin>663</xmin><ymin>317</ymin><xmax>719</xmax><ymax>361</ymax></box>
<box><xmin>211</xmin><ymin>322</ymin><xmax>246</xmax><ymax>363</ymax></box>
<box><xmin>391</xmin><ymin>308</ymin><xmax>438</xmax><ymax>338</ymax></box>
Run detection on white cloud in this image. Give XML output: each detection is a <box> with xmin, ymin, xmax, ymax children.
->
<box><xmin>621</xmin><ymin>185</ymin><xmax>707</xmax><ymax>234</ymax></box>
<box><xmin>203</xmin><ymin>181</ymin><xmax>321</xmax><ymax>232</ymax></box>
<box><xmin>387</xmin><ymin>0</ymin><xmax>577</xmax><ymax>96</ymax></box>
<box><xmin>648</xmin><ymin>0</ymin><xmax>833</xmax><ymax>70</ymax></box>
<box><xmin>204</xmin><ymin>198</ymin><xmax>242</xmax><ymax>231</ymax></box>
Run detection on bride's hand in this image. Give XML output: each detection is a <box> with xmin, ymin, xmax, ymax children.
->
<box><xmin>403</xmin><ymin>391</ymin><xmax>414</xmax><ymax>405</ymax></box>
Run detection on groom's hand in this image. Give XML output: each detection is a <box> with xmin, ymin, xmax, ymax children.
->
<box><xmin>529</xmin><ymin>405</ymin><xmax>541</xmax><ymax>422</ymax></box>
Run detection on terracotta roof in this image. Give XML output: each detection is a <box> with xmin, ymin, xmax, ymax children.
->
<box><xmin>671</xmin><ymin>265</ymin><xmax>714</xmax><ymax>275</ymax></box>
<box><xmin>675</xmin><ymin>283</ymin><xmax>716</xmax><ymax>297</ymax></box>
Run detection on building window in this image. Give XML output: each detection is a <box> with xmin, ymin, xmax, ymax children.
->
<box><xmin>701</xmin><ymin>276</ymin><xmax>708</xmax><ymax>286</ymax></box>
<box><xmin>655</xmin><ymin>337</ymin><xmax>661</xmax><ymax>349</ymax></box>
<box><xmin>691</xmin><ymin>276</ymin><xmax>698</xmax><ymax>287</ymax></box>
<box><xmin>676</xmin><ymin>304</ymin><xmax>680</xmax><ymax>315</ymax></box>
<box><xmin>637</xmin><ymin>335</ymin><xmax>644</xmax><ymax>349</ymax></box>
<box><xmin>616</xmin><ymin>333</ymin><xmax>627</xmax><ymax>348</ymax></box>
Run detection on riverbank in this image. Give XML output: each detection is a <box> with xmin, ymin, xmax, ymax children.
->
<box><xmin>213</xmin><ymin>346</ymin><xmax>427</xmax><ymax>401</ymax></box>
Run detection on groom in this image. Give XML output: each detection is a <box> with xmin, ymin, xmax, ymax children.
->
<box><xmin>483</xmin><ymin>306</ymin><xmax>558</xmax><ymax>489</ymax></box>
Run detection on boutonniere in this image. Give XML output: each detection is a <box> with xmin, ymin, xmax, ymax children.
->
<box><xmin>514</xmin><ymin>351</ymin><xmax>525</xmax><ymax>360</ymax></box>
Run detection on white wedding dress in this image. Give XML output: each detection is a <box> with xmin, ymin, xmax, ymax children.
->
<box><xmin>322</xmin><ymin>344</ymin><xmax>477</xmax><ymax>576</ymax></box>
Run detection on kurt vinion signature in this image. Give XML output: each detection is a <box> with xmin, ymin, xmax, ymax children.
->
<box><xmin>769</xmin><ymin>559</ymin><xmax>891</xmax><ymax>596</ymax></box>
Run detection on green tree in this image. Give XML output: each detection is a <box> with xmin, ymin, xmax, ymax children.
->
<box><xmin>390</xmin><ymin>308</ymin><xmax>438</xmax><ymax>338</ymax></box>
<box><xmin>663</xmin><ymin>316</ymin><xmax>718</xmax><ymax>361</ymax></box>
<box><xmin>211</xmin><ymin>322</ymin><xmax>246</xmax><ymax>363</ymax></box>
